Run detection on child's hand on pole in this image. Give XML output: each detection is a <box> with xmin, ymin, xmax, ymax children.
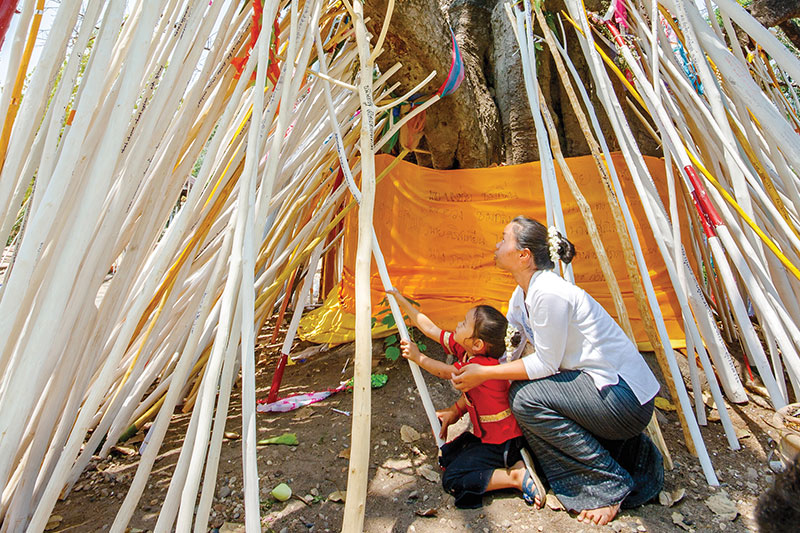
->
<box><xmin>400</xmin><ymin>339</ymin><xmax>421</xmax><ymax>364</ymax></box>
<box><xmin>436</xmin><ymin>404</ymin><xmax>462</xmax><ymax>440</ymax></box>
<box><xmin>385</xmin><ymin>288</ymin><xmax>409</xmax><ymax>309</ymax></box>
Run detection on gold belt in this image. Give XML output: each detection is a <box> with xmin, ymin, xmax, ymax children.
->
<box><xmin>478</xmin><ymin>409</ymin><xmax>512</xmax><ymax>423</ymax></box>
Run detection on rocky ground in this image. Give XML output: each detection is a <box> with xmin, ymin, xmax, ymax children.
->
<box><xmin>48</xmin><ymin>321</ymin><xmax>790</xmax><ymax>533</ymax></box>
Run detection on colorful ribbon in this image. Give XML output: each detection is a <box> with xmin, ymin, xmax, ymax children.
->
<box><xmin>435</xmin><ymin>27</ymin><xmax>464</xmax><ymax>97</ymax></box>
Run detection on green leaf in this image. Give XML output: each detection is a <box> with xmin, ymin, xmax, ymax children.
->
<box><xmin>257</xmin><ymin>432</ymin><xmax>299</xmax><ymax>446</ymax></box>
<box><xmin>381</xmin><ymin>315</ymin><xmax>396</xmax><ymax>327</ymax></box>
<box><xmin>371</xmin><ymin>374</ymin><xmax>388</xmax><ymax>388</ymax></box>
<box><xmin>371</xmin><ymin>317</ymin><xmax>377</xmax><ymax>327</ymax></box>
<box><xmin>416</xmin><ymin>343</ymin><xmax>427</xmax><ymax>352</ymax></box>
<box><xmin>385</xmin><ymin>346</ymin><xmax>401</xmax><ymax>361</ymax></box>
<box><xmin>384</xmin><ymin>334</ymin><xmax>398</xmax><ymax>346</ymax></box>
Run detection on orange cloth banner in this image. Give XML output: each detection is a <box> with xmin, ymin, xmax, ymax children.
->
<box><xmin>302</xmin><ymin>153</ymin><xmax>688</xmax><ymax>350</ymax></box>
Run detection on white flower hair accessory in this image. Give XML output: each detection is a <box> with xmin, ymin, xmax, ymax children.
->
<box><xmin>504</xmin><ymin>324</ymin><xmax>519</xmax><ymax>354</ymax></box>
<box><xmin>547</xmin><ymin>226</ymin><xmax>561</xmax><ymax>265</ymax></box>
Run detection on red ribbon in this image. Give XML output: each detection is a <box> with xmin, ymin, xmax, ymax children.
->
<box><xmin>231</xmin><ymin>0</ymin><xmax>281</xmax><ymax>85</ymax></box>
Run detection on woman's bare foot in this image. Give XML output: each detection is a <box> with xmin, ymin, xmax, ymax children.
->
<box><xmin>576</xmin><ymin>502</ymin><xmax>621</xmax><ymax>525</ymax></box>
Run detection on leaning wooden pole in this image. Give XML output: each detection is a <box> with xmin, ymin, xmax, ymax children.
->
<box><xmin>342</xmin><ymin>1</ymin><xmax>375</xmax><ymax>530</ymax></box>
<box><xmin>532</xmin><ymin>1</ymin><xmax>686</xmax><ymax>460</ymax></box>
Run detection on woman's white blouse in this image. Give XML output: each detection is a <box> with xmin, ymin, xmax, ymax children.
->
<box><xmin>506</xmin><ymin>269</ymin><xmax>660</xmax><ymax>405</ymax></box>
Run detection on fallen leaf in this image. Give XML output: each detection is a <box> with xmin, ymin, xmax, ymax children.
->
<box><xmin>219</xmin><ymin>522</ymin><xmax>246</xmax><ymax>533</ymax></box>
<box><xmin>659</xmin><ymin>488</ymin><xmax>686</xmax><ymax>507</ymax></box>
<box><xmin>545</xmin><ymin>490</ymin><xmax>565</xmax><ymax>511</ymax></box>
<box><xmin>415</xmin><ymin>507</ymin><xmax>438</xmax><ymax>517</ymax></box>
<box><xmin>400</xmin><ymin>425</ymin><xmax>421</xmax><ymax>443</ymax></box>
<box><xmin>417</xmin><ymin>465</ymin><xmax>440</xmax><ymax>483</ymax></box>
<box><xmin>224</xmin><ymin>431</ymin><xmax>240</xmax><ymax>440</ymax></box>
<box><xmin>705</xmin><ymin>491</ymin><xmax>738</xmax><ymax>521</ymax></box>
<box><xmin>702</xmin><ymin>391</ymin><xmax>716</xmax><ymax>409</ymax></box>
<box><xmin>257</xmin><ymin>432</ymin><xmax>298</xmax><ymax>446</ymax></box>
<box><xmin>110</xmin><ymin>445</ymin><xmax>137</xmax><ymax>456</ymax></box>
<box><xmin>338</xmin><ymin>448</ymin><xmax>351</xmax><ymax>459</ymax></box>
<box><xmin>654</xmin><ymin>397</ymin><xmax>676</xmax><ymax>412</ymax></box>
<box><xmin>44</xmin><ymin>515</ymin><xmax>63</xmax><ymax>531</ymax></box>
<box><xmin>671</xmin><ymin>511</ymin><xmax>692</xmax><ymax>531</ymax></box>
<box><xmin>328</xmin><ymin>490</ymin><xmax>346</xmax><ymax>502</ymax></box>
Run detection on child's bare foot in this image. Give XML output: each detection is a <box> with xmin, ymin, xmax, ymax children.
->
<box><xmin>576</xmin><ymin>502</ymin><xmax>621</xmax><ymax>525</ymax></box>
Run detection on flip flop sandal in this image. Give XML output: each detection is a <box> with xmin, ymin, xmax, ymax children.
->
<box><xmin>520</xmin><ymin>447</ymin><xmax>547</xmax><ymax>509</ymax></box>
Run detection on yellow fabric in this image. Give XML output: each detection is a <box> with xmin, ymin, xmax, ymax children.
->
<box><xmin>298</xmin><ymin>285</ymin><xmax>398</xmax><ymax>344</ymax></box>
<box><xmin>298</xmin><ymin>153</ymin><xmax>688</xmax><ymax>350</ymax></box>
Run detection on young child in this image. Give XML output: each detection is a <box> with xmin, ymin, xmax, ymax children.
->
<box><xmin>387</xmin><ymin>289</ymin><xmax>546</xmax><ymax>509</ymax></box>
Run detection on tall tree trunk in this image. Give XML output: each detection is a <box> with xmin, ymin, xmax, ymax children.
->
<box><xmin>364</xmin><ymin>0</ymin><xmax>661</xmax><ymax>169</ymax></box>
<box><xmin>750</xmin><ymin>0</ymin><xmax>800</xmax><ymax>51</ymax></box>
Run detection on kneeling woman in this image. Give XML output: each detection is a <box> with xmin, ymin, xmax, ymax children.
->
<box><xmin>453</xmin><ymin>216</ymin><xmax>663</xmax><ymax>525</ymax></box>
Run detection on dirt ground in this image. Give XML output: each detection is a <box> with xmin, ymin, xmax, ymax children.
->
<box><xmin>49</xmin><ymin>318</ymin><xmax>787</xmax><ymax>533</ymax></box>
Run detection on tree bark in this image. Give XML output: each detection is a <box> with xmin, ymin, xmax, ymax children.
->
<box><xmin>750</xmin><ymin>0</ymin><xmax>800</xmax><ymax>28</ymax></box>
<box><xmin>364</xmin><ymin>0</ymin><xmax>662</xmax><ymax>169</ymax></box>
<box><xmin>365</xmin><ymin>0</ymin><xmax>502</xmax><ymax>169</ymax></box>
<box><xmin>750</xmin><ymin>0</ymin><xmax>800</xmax><ymax>51</ymax></box>
<box><xmin>779</xmin><ymin>19</ymin><xmax>800</xmax><ymax>52</ymax></box>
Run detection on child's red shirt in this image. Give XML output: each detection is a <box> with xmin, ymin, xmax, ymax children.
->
<box><xmin>440</xmin><ymin>331</ymin><xmax>523</xmax><ymax>445</ymax></box>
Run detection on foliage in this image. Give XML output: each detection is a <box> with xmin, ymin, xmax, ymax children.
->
<box><xmin>371</xmin><ymin>296</ymin><xmax>427</xmax><ymax>361</ymax></box>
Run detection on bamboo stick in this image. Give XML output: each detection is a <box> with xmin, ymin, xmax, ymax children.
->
<box><xmin>564</xmin><ymin>0</ymin><xmax>721</xmax><ymax>484</ymax></box>
<box><xmin>342</xmin><ymin>2</ymin><xmax>375</xmax><ymax>530</ymax></box>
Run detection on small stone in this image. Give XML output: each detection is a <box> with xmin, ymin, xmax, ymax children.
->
<box><xmin>408</xmin><ymin>490</ymin><xmax>418</xmax><ymax>500</ymax></box>
<box><xmin>219</xmin><ymin>486</ymin><xmax>232</xmax><ymax>499</ymax></box>
<box><xmin>637</xmin><ymin>526</ymin><xmax>646</xmax><ymax>532</ymax></box>
<box><xmin>500</xmin><ymin>520</ymin><xmax>511</xmax><ymax>528</ymax></box>
<box><xmin>745</xmin><ymin>467</ymin><xmax>758</xmax><ymax>481</ymax></box>
<box><xmin>611</xmin><ymin>522</ymin><xmax>625</xmax><ymax>533</ymax></box>
<box><xmin>100</xmin><ymin>488</ymin><xmax>110</xmax><ymax>498</ymax></box>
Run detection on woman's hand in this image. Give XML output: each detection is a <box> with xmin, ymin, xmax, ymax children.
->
<box><xmin>400</xmin><ymin>339</ymin><xmax>422</xmax><ymax>364</ymax></box>
<box><xmin>451</xmin><ymin>364</ymin><xmax>490</xmax><ymax>392</ymax></box>
<box><xmin>436</xmin><ymin>404</ymin><xmax>462</xmax><ymax>440</ymax></box>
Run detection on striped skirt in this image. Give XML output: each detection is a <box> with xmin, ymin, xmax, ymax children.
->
<box><xmin>509</xmin><ymin>370</ymin><xmax>663</xmax><ymax>511</ymax></box>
